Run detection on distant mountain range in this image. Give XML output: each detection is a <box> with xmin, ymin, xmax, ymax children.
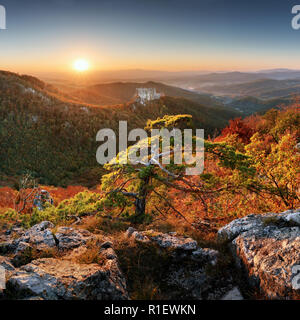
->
<box><xmin>3</xmin><ymin>68</ymin><xmax>299</xmax><ymax>120</ymax></box>
<box><xmin>34</xmin><ymin>68</ymin><xmax>300</xmax><ymax>84</ymax></box>
<box><xmin>166</xmin><ymin>70</ymin><xmax>300</xmax><ymax>91</ymax></box>
<box><xmin>221</xmin><ymin>96</ymin><xmax>293</xmax><ymax>115</ymax></box>
<box><xmin>34</xmin><ymin>69</ymin><xmax>209</xmax><ymax>85</ymax></box>
<box><xmin>70</xmin><ymin>81</ymin><xmax>223</xmax><ymax>108</ymax></box>
<box><xmin>33</xmin><ymin>68</ymin><xmax>300</xmax><ymax>104</ymax></box>
<box><xmin>196</xmin><ymin>78</ymin><xmax>300</xmax><ymax>99</ymax></box>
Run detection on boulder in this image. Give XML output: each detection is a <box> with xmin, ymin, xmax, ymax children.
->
<box><xmin>55</xmin><ymin>227</ymin><xmax>97</xmax><ymax>250</ymax></box>
<box><xmin>15</xmin><ymin>241</ymin><xmax>32</xmax><ymax>254</ymax></box>
<box><xmin>6</xmin><ymin>256</ymin><xmax>129</xmax><ymax>300</ymax></box>
<box><xmin>150</xmin><ymin>232</ymin><xmax>197</xmax><ymax>251</ymax></box>
<box><xmin>1</xmin><ymin>222</ymin><xmax>129</xmax><ymax>300</ymax></box>
<box><xmin>5</xmin><ymin>222</ymin><xmax>98</xmax><ymax>254</ymax></box>
<box><xmin>282</xmin><ymin>210</ymin><xmax>300</xmax><ymax>225</ymax></box>
<box><xmin>124</xmin><ymin>228</ymin><xmax>235</xmax><ymax>299</ymax></box>
<box><xmin>0</xmin><ymin>221</ymin><xmax>57</xmax><ymax>267</ymax></box>
<box><xmin>218</xmin><ymin>209</ymin><xmax>300</xmax><ymax>242</ymax></box>
<box><xmin>13</xmin><ymin>221</ymin><xmax>56</xmax><ymax>251</ymax></box>
<box><xmin>126</xmin><ymin>228</ymin><xmax>197</xmax><ymax>251</ymax></box>
<box><xmin>218</xmin><ymin>208</ymin><xmax>300</xmax><ymax>299</ymax></box>
<box><xmin>218</xmin><ymin>214</ymin><xmax>264</xmax><ymax>242</ymax></box>
<box><xmin>166</xmin><ymin>263</ymin><xmax>234</xmax><ymax>300</ymax></box>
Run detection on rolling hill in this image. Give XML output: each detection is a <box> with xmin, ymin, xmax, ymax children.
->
<box><xmin>70</xmin><ymin>81</ymin><xmax>223</xmax><ymax>108</ymax></box>
<box><xmin>195</xmin><ymin>78</ymin><xmax>300</xmax><ymax>99</ymax></box>
<box><xmin>0</xmin><ymin>71</ymin><xmax>240</xmax><ymax>187</ymax></box>
<box><xmin>225</xmin><ymin>96</ymin><xmax>293</xmax><ymax>115</ymax></box>
<box><xmin>166</xmin><ymin>70</ymin><xmax>300</xmax><ymax>92</ymax></box>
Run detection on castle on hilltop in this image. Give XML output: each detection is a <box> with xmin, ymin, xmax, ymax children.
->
<box><xmin>136</xmin><ymin>88</ymin><xmax>161</xmax><ymax>105</ymax></box>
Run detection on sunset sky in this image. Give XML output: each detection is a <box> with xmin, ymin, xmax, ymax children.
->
<box><xmin>1</xmin><ymin>0</ymin><xmax>300</xmax><ymax>73</ymax></box>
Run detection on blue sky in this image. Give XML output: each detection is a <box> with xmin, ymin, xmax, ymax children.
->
<box><xmin>0</xmin><ymin>0</ymin><xmax>300</xmax><ymax>72</ymax></box>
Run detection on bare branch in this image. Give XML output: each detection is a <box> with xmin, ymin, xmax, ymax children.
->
<box><xmin>120</xmin><ymin>191</ymin><xmax>139</xmax><ymax>198</ymax></box>
<box><xmin>156</xmin><ymin>176</ymin><xmax>234</xmax><ymax>195</ymax></box>
<box><xmin>150</xmin><ymin>158</ymin><xmax>179</xmax><ymax>178</ymax></box>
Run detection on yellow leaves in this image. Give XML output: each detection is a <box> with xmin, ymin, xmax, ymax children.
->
<box><xmin>245</xmin><ymin>129</ymin><xmax>300</xmax><ymax>208</ymax></box>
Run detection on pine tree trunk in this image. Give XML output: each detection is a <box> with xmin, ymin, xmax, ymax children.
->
<box><xmin>135</xmin><ymin>197</ymin><xmax>146</xmax><ymax>217</ymax></box>
<box><xmin>133</xmin><ymin>174</ymin><xmax>150</xmax><ymax>222</ymax></box>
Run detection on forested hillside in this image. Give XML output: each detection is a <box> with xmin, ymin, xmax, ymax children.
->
<box><xmin>0</xmin><ymin>71</ymin><xmax>240</xmax><ymax>187</ymax></box>
<box><xmin>226</xmin><ymin>95</ymin><xmax>293</xmax><ymax>115</ymax></box>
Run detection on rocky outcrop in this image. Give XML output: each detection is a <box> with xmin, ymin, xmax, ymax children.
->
<box><xmin>1</xmin><ymin>222</ymin><xmax>98</xmax><ymax>267</ymax></box>
<box><xmin>7</xmin><ymin>255</ymin><xmax>128</xmax><ymax>300</ymax></box>
<box><xmin>55</xmin><ymin>227</ymin><xmax>96</xmax><ymax>250</ymax></box>
<box><xmin>0</xmin><ymin>221</ymin><xmax>129</xmax><ymax>300</ymax></box>
<box><xmin>126</xmin><ymin>228</ymin><xmax>218</xmax><ymax>264</ymax></box>
<box><xmin>14</xmin><ymin>221</ymin><xmax>56</xmax><ymax>251</ymax></box>
<box><xmin>218</xmin><ymin>209</ymin><xmax>300</xmax><ymax>299</ymax></box>
<box><xmin>125</xmin><ymin>228</ymin><xmax>238</xmax><ymax>299</ymax></box>
<box><xmin>126</xmin><ymin>228</ymin><xmax>197</xmax><ymax>251</ymax></box>
<box><xmin>8</xmin><ymin>221</ymin><xmax>56</xmax><ymax>256</ymax></box>
<box><xmin>5</xmin><ymin>222</ymin><xmax>97</xmax><ymax>254</ymax></box>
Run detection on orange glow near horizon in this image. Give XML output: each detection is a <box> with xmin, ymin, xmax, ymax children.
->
<box><xmin>1</xmin><ymin>51</ymin><xmax>299</xmax><ymax>75</ymax></box>
<box><xmin>0</xmin><ymin>42</ymin><xmax>298</xmax><ymax>75</ymax></box>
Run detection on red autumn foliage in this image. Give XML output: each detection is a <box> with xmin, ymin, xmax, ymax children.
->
<box><xmin>0</xmin><ymin>187</ymin><xmax>17</xmax><ymax>211</ymax></box>
<box><xmin>0</xmin><ymin>185</ymin><xmax>90</xmax><ymax>211</ymax></box>
<box><xmin>219</xmin><ymin>117</ymin><xmax>254</xmax><ymax>144</ymax></box>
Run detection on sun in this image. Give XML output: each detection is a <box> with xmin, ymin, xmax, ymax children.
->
<box><xmin>73</xmin><ymin>59</ymin><xmax>90</xmax><ymax>72</ymax></box>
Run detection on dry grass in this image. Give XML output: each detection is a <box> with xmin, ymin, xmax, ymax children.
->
<box><xmin>62</xmin><ymin>238</ymin><xmax>106</xmax><ymax>265</ymax></box>
<box><xmin>13</xmin><ymin>247</ymin><xmax>59</xmax><ymax>267</ymax></box>
<box><xmin>77</xmin><ymin>216</ymin><xmax>131</xmax><ymax>235</ymax></box>
<box><xmin>147</xmin><ymin>215</ymin><xmax>219</xmax><ymax>247</ymax></box>
<box><xmin>75</xmin><ymin>246</ymin><xmax>104</xmax><ymax>265</ymax></box>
